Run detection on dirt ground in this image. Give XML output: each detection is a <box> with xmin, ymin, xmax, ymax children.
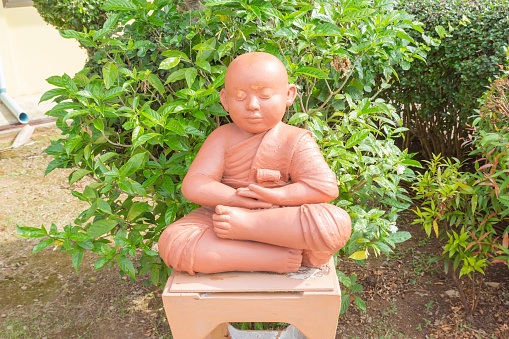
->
<box><xmin>0</xmin><ymin>125</ymin><xmax>508</xmax><ymax>339</ymax></box>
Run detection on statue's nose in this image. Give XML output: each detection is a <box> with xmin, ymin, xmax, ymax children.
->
<box><xmin>246</xmin><ymin>95</ymin><xmax>260</xmax><ymax>111</ymax></box>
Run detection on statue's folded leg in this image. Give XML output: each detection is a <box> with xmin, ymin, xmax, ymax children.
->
<box><xmin>300</xmin><ymin>204</ymin><xmax>352</xmax><ymax>267</ymax></box>
<box><xmin>158</xmin><ymin>206</ymin><xmax>303</xmax><ymax>274</ymax></box>
<box><xmin>193</xmin><ymin>230</ymin><xmax>302</xmax><ymax>274</ymax></box>
<box><xmin>158</xmin><ymin>207</ymin><xmax>214</xmax><ymax>275</ymax></box>
<box><xmin>211</xmin><ymin>203</ymin><xmax>351</xmax><ymax>268</ymax></box>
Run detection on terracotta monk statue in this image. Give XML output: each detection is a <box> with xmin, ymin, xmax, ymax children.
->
<box><xmin>158</xmin><ymin>52</ymin><xmax>351</xmax><ymax>274</ymax></box>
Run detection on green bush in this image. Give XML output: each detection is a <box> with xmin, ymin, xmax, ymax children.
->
<box><xmin>384</xmin><ymin>0</ymin><xmax>509</xmax><ymax>160</ymax></box>
<box><xmin>412</xmin><ymin>49</ymin><xmax>509</xmax><ymax>319</ymax></box>
<box><xmin>18</xmin><ymin>0</ymin><xmax>425</xmax><ymax>313</ymax></box>
<box><xmin>33</xmin><ymin>0</ymin><xmax>108</xmax><ymax>32</ymax></box>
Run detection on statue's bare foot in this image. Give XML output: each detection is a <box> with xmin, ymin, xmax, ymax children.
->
<box><xmin>212</xmin><ymin>205</ymin><xmax>258</xmax><ymax>241</ymax></box>
<box><xmin>273</xmin><ymin>248</ymin><xmax>303</xmax><ymax>273</ymax></box>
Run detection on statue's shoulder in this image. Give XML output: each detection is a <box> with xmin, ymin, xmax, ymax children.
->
<box><xmin>209</xmin><ymin>123</ymin><xmax>236</xmax><ymax>138</ymax></box>
<box><xmin>277</xmin><ymin>122</ymin><xmax>312</xmax><ymax>139</ymax></box>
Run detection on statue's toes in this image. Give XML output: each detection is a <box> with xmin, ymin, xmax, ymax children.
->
<box><xmin>213</xmin><ymin>221</ymin><xmax>230</xmax><ymax>230</ymax></box>
<box><xmin>212</xmin><ymin>213</ymin><xmax>230</xmax><ymax>222</ymax></box>
<box><xmin>214</xmin><ymin>227</ymin><xmax>231</xmax><ymax>239</ymax></box>
<box><xmin>215</xmin><ymin>204</ymin><xmax>229</xmax><ymax>215</ymax></box>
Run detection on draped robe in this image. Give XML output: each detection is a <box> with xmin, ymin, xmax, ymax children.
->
<box><xmin>158</xmin><ymin>122</ymin><xmax>351</xmax><ymax>274</ymax></box>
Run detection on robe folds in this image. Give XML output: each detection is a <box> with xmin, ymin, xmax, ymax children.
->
<box><xmin>158</xmin><ymin>122</ymin><xmax>351</xmax><ymax>274</ymax></box>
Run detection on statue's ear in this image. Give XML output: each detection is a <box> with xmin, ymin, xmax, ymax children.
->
<box><xmin>286</xmin><ymin>84</ymin><xmax>297</xmax><ymax>107</ymax></box>
<box><xmin>220</xmin><ymin>88</ymin><xmax>229</xmax><ymax>112</ymax></box>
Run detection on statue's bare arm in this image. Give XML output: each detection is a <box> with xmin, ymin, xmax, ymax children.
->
<box><xmin>237</xmin><ymin>181</ymin><xmax>338</xmax><ymax>206</ymax></box>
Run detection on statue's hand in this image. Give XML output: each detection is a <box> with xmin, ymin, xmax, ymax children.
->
<box><xmin>236</xmin><ymin>184</ymin><xmax>283</xmax><ymax>205</ymax></box>
<box><xmin>235</xmin><ymin>195</ymin><xmax>273</xmax><ymax>209</ymax></box>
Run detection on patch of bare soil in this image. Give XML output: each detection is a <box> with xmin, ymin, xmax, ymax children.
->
<box><xmin>336</xmin><ymin>216</ymin><xmax>509</xmax><ymax>339</ymax></box>
<box><xmin>0</xmin><ymin>126</ymin><xmax>170</xmax><ymax>338</ymax></box>
<box><xmin>1</xmin><ymin>125</ymin><xmax>508</xmax><ymax>339</ymax></box>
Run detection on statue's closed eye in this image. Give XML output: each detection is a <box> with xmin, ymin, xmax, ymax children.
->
<box><xmin>258</xmin><ymin>88</ymin><xmax>274</xmax><ymax>98</ymax></box>
<box><xmin>235</xmin><ymin>91</ymin><xmax>247</xmax><ymax>100</ymax></box>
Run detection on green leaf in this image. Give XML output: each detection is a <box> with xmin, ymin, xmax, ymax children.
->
<box><xmin>94</xmin><ymin>257</ymin><xmax>110</xmax><ymax>270</ymax></box>
<box><xmin>339</xmin><ymin>294</ymin><xmax>350</xmax><ymax>316</ymax></box>
<box><xmin>121</xmin><ymin>152</ymin><xmax>147</xmax><ymax>176</ymax></box>
<box><xmin>311</xmin><ymin>23</ymin><xmax>343</xmax><ymax>37</ymax></box>
<box><xmin>148</xmin><ymin>74</ymin><xmax>165</xmax><ymax>95</ymax></box>
<box><xmin>102</xmin><ymin>62</ymin><xmax>118</xmax><ymax>89</ymax></box>
<box><xmin>165</xmin><ymin>120</ymin><xmax>186</xmax><ymax>136</ymax></box>
<box><xmin>32</xmin><ymin>238</ymin><xmax>54</xmax><ymax>253</ymax></box>
<box><xmin>103</xmin><ymin>12</ymin><xmax>120</xmax><ymax>30</ymax></box>
<box><xmin>102</xmin><ymin>0</ymin><xmax>137</xmax><ymax>11</ymax></box>
<box><xmin>93</xmin><ymin>119</ymin><xmax>104</xmax><ymax>131</ymax></box>
<box><xmin>73</xmin><ymin>74</ymin><xmax>90</xmax><ymax>87</ymax></box>
<box><xmin>39</xmin><ymin>88</ymin><xmax>67</xmax><ymax>103</ymax></box>
<box><xmin>217</xmin><ymin>42</ymin><xmax>233</xmax><ymax>59</ymax></box>
<box><xmin>116</xmin><ymin>255</ymin><xmax>136</xmax><ymax>279</ymax></box>
<box><xmin>351</xmin><ymin>283</ymin><xmax>363</xmax><ymax>293</ymax></box>
<box><xmin>127</xmin><ymin>202</ymin><xmax>151</xmax><ymax>221</ymax></box>
<box><xmin>165</xmin><ymin>204</ymin><xmax>177</xmax><ymax>225</ymax></box>
<box><xmin>400</xmin><ymin>60</ymin><xmax>410</xmax><ymax>71</ymax></box>
<box><xmin>69</xmin><ymin>232</ymin><xmax>92</xmax><ymax>242</ymax></box>
<box><xmin>159</xmin><ymin>56</ymin><xmax>181</xmax><ymax>69</ymax></box>
<box><xmin>193</xmin><ymin>41</ymin><xmax>215</xmax><ymax>51</ymax></box>
<box><xmin>339</xmin><ymin>8</ymin><xmax>376</xmax><ymax>22</ymax></box>
<box><xmin>151</xmin><ymin>266</ymin><xmax>160</xmax><ymax>286</ymax></box>
<box><xmin>87</xmin><ymin>220</ymin><xmax>117</xmax><ymax>238</ymax></box>
<box><xmin>471</xmin><ymin>195</ymin><xmax>477</xmax><ymax>214</ymax></box>
<box><xmin>97</xmin><ymin>198</ymin><xmax>112</xmax><ymax>214</ymax></box>
<box><xmin>195</xmin><ymin>60</ymin><xmax>211</xmax><ymax>73</ymax></box>
<box><xmin>62</xmin><ymin>74</ymin><xmax>78</xmax><ymax>93</ymax></box>
<box><xmin>165</xmin><ymin>69</ymin><xmax>186</xmax><ymax>84</ymax></box>
<box><xmin>46</xmin><ymin>75</ymin><xmax>64</xmax><ymax>87</ymax></box>
<box><xmin>373</xmin><ymin>241</ymin><xmax>392</xmax><ymax>254</ymax></box>
<box><xmin>211</xmin><ymin>72</ymin><xmax>226</xmax><ymax>89</ymax></box>
<box><xmin>401</xmin><ymin>159</ymin><xmax>422</xmax><ymax>168</ymax></box>
<box><xmin>295</xmin><ymin>66</ymin><xmax>328</xmax><ymax>79</ymax></box>
<box><xmin>353</xmin><ymin>295</ymin><xmax>366</xmax><ymax>311</ymax></box>
<box><xmin>389</xmin><ymin>231</ymin><xmax>411</xmax><ymax>244</ymax></box>
<box><xmin>162</xmin><ymin>173</ymin><xmax>175</xmax><ymax>193</ymax></box>
<box><xmin>185</xmin><ymin>67</ymin><xmax>198</xmax><ymax>88</ymax></box>
<box><xmin>16</xmin><ymin>226</ymin><xmax>47</xmax><ymax>238</ymax></box>
<box><xmin>69</xmin><ymin>169</ymin><xmax>92</xmax><ymax>186</ymax></box>
<box><xmin>72</xmin><ymin>247</ymin><xmax>84</xmax><ymax>273</ymax></box>
<box><xmin>161</xmin><ymin>50</ymin><xmax>190</xmax><ymax>62</ymax></box>
<box><xmin>345</xmin><ymin>130</ymin><xmax>369</xmax><ymax>148</ymax></box>
<box><xmin>78</xmin><ymin>240</ymin><xmax>94</xmax><ymax>250</ymax></box>
<box><xmin>337</xmin><ymin>271</ymin><xmax>352</xmax><ymax>288</ymax></box>
<box><xmin>435</xmin><ymin>25</ymin><xmax>447</xmax><ymax>38</ymax></box>
<box><xmin>288</xmin><ymin>113</ymin><xmax>309</xmax><ymax>125</ymax></box>
<box><xmin>59</xmin><ymin>30</ymin><xmax>84</xmax><ymax>40</ymax></box>
<box><xmin>395</xmin><ymin>30</ymin><xmax>415</xmax><ymax>44</ymax></box>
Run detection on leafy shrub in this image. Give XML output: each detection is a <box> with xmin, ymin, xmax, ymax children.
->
<box><xmin>412</xmin><ymin>49</ymin><xmax>509</xmax><ymax>319</ymax></box>
<box><xmin>33</xmin><ymin>0</ymin><xmax>108</xmax><ymax>33</ymax></box>
<box><xmin>18</xmin><ymin>0</ymin><xmax>424</xmax><ymax>313</ymax></box>
<box><xmin>384</xmin><ymin>0</ymin><xmax>509</xmax><ymax>160</ymax></box>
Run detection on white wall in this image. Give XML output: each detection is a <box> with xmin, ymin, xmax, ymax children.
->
<box><xmin>0</xmin><ymin>4</ymin><xmax>87</xmax><ymax>125</ymax></box>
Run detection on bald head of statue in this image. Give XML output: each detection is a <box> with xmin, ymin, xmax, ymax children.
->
<box><xmin>220</xmin><ymin>52</ymin><xmax>297</xmax><ymax>134</ymax></box>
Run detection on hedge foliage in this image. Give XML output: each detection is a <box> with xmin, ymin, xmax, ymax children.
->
<box><xmin>412</xmin><ymin>49</ymin><xmax>509</xmax><ymax>318</ymax></box>
<box><xmin>32</xmin><ymin>0</ymin><xmax>107</xmax><ymax>32</ymax></box>
<box><xmin>385</xmin><ymin>0</ymin><xmax>509</xmax><ymax>160</ymax></box>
